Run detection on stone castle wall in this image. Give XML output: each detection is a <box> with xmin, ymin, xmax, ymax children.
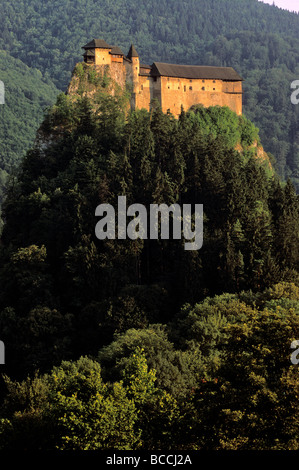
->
<box><xmin>133</xmin><ymin>75</ymin><xmax>242</xmax><ymax>117</ymax></box>
<box><xmin>79</xmin><ymin>49</ymin><xmax>242</xmax><ymax>116</ymax></box>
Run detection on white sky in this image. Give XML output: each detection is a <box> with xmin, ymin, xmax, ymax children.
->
<box><xmin>259</xmin><ymin>0</ymin><xmax>299</xmax><ymax>12</ymax></box>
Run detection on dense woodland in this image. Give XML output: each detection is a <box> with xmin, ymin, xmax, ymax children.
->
<box><xmin>0</xmin><ymin>51</ymin><xmax>58</xmax><ymax>213</ymax></box>
<box><xmin>1</xmin><ymin>0</ymin><xmax>299</xmax><ymax>196</ymax></box>
<box><xmin>0</xmin><ymin>66</ymin><xmax>298</xmax><ymax>449</ymax></box>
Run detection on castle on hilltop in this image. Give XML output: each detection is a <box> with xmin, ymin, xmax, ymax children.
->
<box><xmin>82</xmin><ymin>39</ymin><xmax>243</xmax><ymax>117</ymax></box>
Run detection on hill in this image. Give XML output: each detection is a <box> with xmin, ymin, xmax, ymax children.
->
<box><xmin>0</xmin><ymin>81</ymin><xmax>298</xmax><ymax>450</ymax></box>
<box><xmin>0</xmin><ymin>50</ymin><xmax>59</xmax><ymax>207</ymax></box>
<box><xmin>0</xmin><ymin>80</ymin><xmax>298</xmax><ymax>376</ymax></box>
<box><xmin>0</xmin><ymin>2</ymin><xmax>298</xmax><ymax>450</ymax></box>
<box><xmin>1</xmin><ymin>0</ymin><xmax>299</xmax><ymax>189</ymax></box>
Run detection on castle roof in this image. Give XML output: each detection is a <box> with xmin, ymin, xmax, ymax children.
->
<box><xmin>127</xmin><ymin>44</ymin><xmax>139</xmax><ymax>59</ymax></box>
<box><xmin>110</xmin><ymin>46</ymin><xmax>124</xmax><ymax>56</ymax></box>
<box><xmin>151</xmin><ymin>62</ymin><xmax>243</xmax><ymax>81</ymax></box>
<box><xmin>82</xmin><ymin>39</ymin><xmax>111</xmax><ymax>50</ymax></box>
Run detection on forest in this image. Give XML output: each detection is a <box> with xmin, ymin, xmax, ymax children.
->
<box><xmin>0</xmin><ymin>50</ymin><xmax>59</xmax><ymax>213</ymax></box>
<box><xmin>1</xmin><ymin>0</ymin><xmax>299</xmax><ymax>197</ymax></box>
<box><xmin>0</xmin><ymin>64</ymin><xmax>298</xmax><ymax>449</ymax></box>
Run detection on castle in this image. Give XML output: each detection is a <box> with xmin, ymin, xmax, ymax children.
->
<box><xmin>82</xmin><ymin>39</ymin><xmax>243</xmax><ymax>117</ymax></box>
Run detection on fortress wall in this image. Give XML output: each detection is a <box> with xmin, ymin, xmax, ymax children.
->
<box><xmin>222</xmin><ymin>92</ymin><xmax>242</xmax><ymax>115</ymax></box>
<box><xmin>81</xmin><ymin>41</ymin><xmax>243</xmax><ymax>117</ymax></box>
<box><xmin>152</xmin><ymin>76</ymin><xmax>163</xmax><ymax>107</ymax></box>
<box><xmin>78</xmin><ymin>52</ymin><xmax>242</xmax><ymax>117</ymax></box>
<box><xmin>159</xmin><ymin>76</ymin><xmax>241</xmax><ymax>117</ymax></box>
<box><xmin>111</xmin><ymin>56</ymin><xmax>123</xmax><ymax>63</ymax></box>
<box><xmin>124</xmin><ymin>60</ymin><xmax>133</xmax><ymax>83</ymax></box>
<box><xmin>222</xmin><ymin>81</ymin><xmax>242</xmax><ymax>93</ymax></box>
<box><xmin>136</xmin><ymin>75</ymin><xmax>152</xmax><ymax>111</ymax></box>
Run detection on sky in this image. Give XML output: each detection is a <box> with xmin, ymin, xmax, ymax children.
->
<box><xmin>260</xmin><ymin>0</ymin><xmax>299</xmax><ymax>12</ymax></box>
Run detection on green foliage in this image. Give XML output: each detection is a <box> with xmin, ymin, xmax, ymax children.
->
<box><xmin>98</xmin><ymin>325</ymin><xmax>201</xmax><ymax>398</ymax></box>
<box><xmin>0</xmin><ymin>285</ymin><xmax>298</xmax><ymax>450</ymax></box>
<box><xmin>189</xmin><ymin>105</ymin><xmax>259</xmax><ymax>149</ymax></box>
<box><xmin>240</xmin><ymin>116</ymin><xmax>260</xmax><ymax>147</ymax></box>
<box><xmin>0</xmin><ymin>66</ymin><xmax>298</xmax><ymax>450</ymax></box>
<box><xmin>0</xmin><ymin>373</ymin><xmax>51</xmax><ymax>450</ymax></box>
<box><xmin>47</xmin><ymin>357</ymin><xmax>138</xmax><ymax>450</ymax></box>
<box><xmin>191</xmin><ymin>297</ymin><xmax>299</xmax><ymax>449</ymax></box>
<box><xmin>0</xmin><ymin>357</ymin><xmax>139</xmax><ymax>450</ymax></box>
<box><xmin>0</xmin><ymin>51</ymin><xmax>59</xmax><ymax>204</ymax></box>
<box><xmin>1</xmin><ymin>0</ymin><xmax>299</xmax><ymax>189</ymax></box>
<box><xmin>74</xmin><ymin>62</ymin><xmax>85</xmax><ymax>81</ymax></box>
<box><xmin>0</xmin><ymin>97</ymin><xmax>297</xmax><ymax>379</ymax></box>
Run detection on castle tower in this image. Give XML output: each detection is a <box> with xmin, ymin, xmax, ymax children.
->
<box><xmin>82</xmin><ymin>39</ymin><xmax>112</xmax><ymax>66</ymax></box>
<box><xmin>127</xmin><ymin>44</ymin><xmax>140</xmax><ymax>109</ymax></box>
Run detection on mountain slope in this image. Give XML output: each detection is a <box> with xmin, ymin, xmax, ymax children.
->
<box><xmin>0</xmin><ymin>50</ymin><xmax>59</xmax><ymax>204</ymax></box>
<box><xmin>1</xmin><ymin>0</ymin><xmax>299</xmax><ymax>89</ymax></box>
<box><xmin>1</xmin><ymin>0</ymin><xmax>299</xmax><ymax>188</ymax></box>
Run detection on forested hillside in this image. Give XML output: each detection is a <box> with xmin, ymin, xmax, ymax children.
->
<box><xmin>0</xmin><ymin>0</ymin><xmax>299</xmax><ymax>452</ymax></box>
<box><xmin>1</xmin><ymin>0</ymin><xmax>299</xmax><ymax>189</ymax></box>
<box><xmin>0</xmin><ymin>51</ymin><xmax>59</xmax><ymax>207</ymax></box>
<box><xmin>0</xmin><ymin>73</ymin><xmax>298</xmax><ymax>449</ymax></box>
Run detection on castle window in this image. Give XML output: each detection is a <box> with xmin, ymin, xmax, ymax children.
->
<box><xmin>213</xmin><ymin>88</ymin><xmax>215</xmax><ymax>90</ymax></box>
<box><xmin>202</xmin><ymin>87</ymin><xmax>205</xmax><ymax>90</ymax></box>
<box><xmin>189</xmin><ymin>80</ymin><xmax>192</xmax><ymax>83</ymax></box>
<box><xmin>189</xmin><ymin>86</ymin><xmax>192</xmax><ymax>90</ymax></box>
<box><xmin>213</xmin><ymin>80</ymin><xmax>216</xmax><ymax>83</ymax></box>
<box><xmin>202</xmin><ymin>80</ymin><xmax>205</xmax><ymax>83</ymax></box>
<box><xmin>184</xmin><ymin>85</ymin><xmax>186</xmax><ymax>92</ymax></box>
<box><xmin>141</xmin><ymin>85</ymin><xmax>143</xmax><ymax>90</ymax></box>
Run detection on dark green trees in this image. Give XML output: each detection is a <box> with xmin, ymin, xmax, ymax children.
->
<box><xmin>0</xmin><ymin>90</ymin><xmax>298</xmax><ymax>450</ymax></box>
<box><xmin>0</xmin><ymin>93</ymin><xmax>298</xmax><ymax>379</ymax></box>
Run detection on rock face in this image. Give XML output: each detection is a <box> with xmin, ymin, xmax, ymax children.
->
<box><xmin>235</xmin><ymin>141</ymin><xmax>273</xmax><ymax>173</ymax></box>
<box><xmin>67</xmin><ymin>63</ymin><xmax>127</xmax><ymax>98</ymax></box>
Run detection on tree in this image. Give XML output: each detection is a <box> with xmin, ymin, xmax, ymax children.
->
<box><xmin>0</xmin><ymin>357</ymin><xmax>139</xmax><ymax>450</ymax></box>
